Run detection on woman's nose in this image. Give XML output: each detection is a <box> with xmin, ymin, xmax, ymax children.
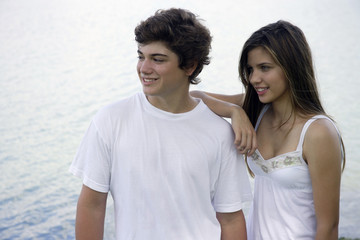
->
<box><xmin>250</xmin><ymin>70</ymin><xmax>261</xmax><ymax>84</ymax></box>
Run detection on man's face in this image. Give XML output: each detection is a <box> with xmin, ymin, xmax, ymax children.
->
<box><xmin>137</xmin><ymin>41</ymin><xmax>191</xmax><ymax>103</ymax></box>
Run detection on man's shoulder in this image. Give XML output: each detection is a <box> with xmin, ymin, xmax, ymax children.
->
<box><xmin>100</xmin><ymin>92</ymin><xmax>141</xmax><ymax>112</ymax></box>
<box><xmin>93</xmin><ymin>92</ymin><xmax>142</xmax><ymax>122</ymax></box>
<box><xmin>200</xmin><ymin>101</ymin><xmax>231</xmax><ymax>125</ymax></box>
<box><xmin>198</xmin><ymin>102</ymin><xmax>234</xmax><ymax>136</ymax></box>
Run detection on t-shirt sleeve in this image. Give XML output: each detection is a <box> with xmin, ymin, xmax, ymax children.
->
<box><xmin>213</xmin><ymin>144</ymin><xmax>253</xmax><ymax>213</ymax></box>
<box><xmin>69</xmin><ymin>119</ymin><xmax>111</xmax><ymax>193</ymax></box>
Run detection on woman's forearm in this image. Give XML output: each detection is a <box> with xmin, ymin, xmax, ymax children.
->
<box><xmin>190</xmin><ymin>90</ymin><xmax>242</xmax><ymax>118</ymax></box>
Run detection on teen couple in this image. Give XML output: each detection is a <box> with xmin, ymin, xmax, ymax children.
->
<box><xmin>70</xmin><ymin>8</ymin><xmax>345</xmax><ymax>240</ymax></box>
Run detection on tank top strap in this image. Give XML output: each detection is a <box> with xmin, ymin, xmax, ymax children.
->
<box><xmin>254</xmin><ymin>104</ymin><xmax>270</xmax><ymax>131</ymax></box>
<box><xmin>296</xmin><ymin>115</ymin><xmax>337</xmax><ymax>151</ymax></box>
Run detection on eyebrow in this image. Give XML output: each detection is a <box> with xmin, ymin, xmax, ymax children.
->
<box><xmin>247</xmin><ymin>62</ymin><xmax>272</xmax><ymax>67</ymax></box>
<box><xmin>137</xmin><ymin>50</ymin><xmax>168</xmax><ymax>57</ymax></box>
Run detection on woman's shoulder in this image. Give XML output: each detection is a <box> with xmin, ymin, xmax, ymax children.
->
<box><xmin>303</xmin><ymin>116</ymin><xmax>342</xmax><ymax>162</ymax></box>
<box><xmin>305</xmin><ymin>116</ymin><xmax>339</xmax><ymax>140</ymax></box>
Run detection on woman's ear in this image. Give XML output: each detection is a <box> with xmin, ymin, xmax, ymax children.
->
<box><xmin>185</xmin><ymin>61</ymin><xmax>198</xmax><ymax>76</ymax></box>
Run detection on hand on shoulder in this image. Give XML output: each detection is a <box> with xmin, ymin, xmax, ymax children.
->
<box><xmin>230</xmin><ymin>106</ymin><xmax>257</xmax><ymax>155</ymax></box>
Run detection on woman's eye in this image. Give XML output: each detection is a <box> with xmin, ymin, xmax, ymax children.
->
<box><xmin>261</xmin><ymin>65</ymin><xmax>270</xmax><ymax>71</ymax></box>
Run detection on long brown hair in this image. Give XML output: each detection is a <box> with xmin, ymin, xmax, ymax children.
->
<box><xmin>239</xmin><ymin>20</ymin><xmax>345</xmax><ymax>171</ymax></box>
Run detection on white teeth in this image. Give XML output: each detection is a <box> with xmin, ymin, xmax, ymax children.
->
<box><xmin>257</xmin><ymin>88</ymin><xmax>267</xmax><ymax>91</ymax></box>
<box><xmin>144</xmin><ymin>78</ymin><xmax>155</xmax><ymax>82</ymax></box>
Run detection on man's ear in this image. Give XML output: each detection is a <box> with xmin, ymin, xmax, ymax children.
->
<box><xmin>185</xmin><ymin>62</ymin><xmax>198</xmax><ymax>76</ymax></box>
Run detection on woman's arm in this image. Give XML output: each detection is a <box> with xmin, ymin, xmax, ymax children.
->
<box><xmin>190</xmin><ymin>90</ymin><xmax>257</xmax><ymax>155</ymax></box>
<box><xmin>304</xmin><ymin>119</ymin><xmax>342</xmax><ymax>240</ymax></box>
<box><xmin>193</xmin><ymin>91</ymin><xmax>246</xmax><ymax>106</ymax></box>
<box><xmin>76</xmin><ymin>185</ymin><xmax>108</xmax><ymax>240</ymax></box>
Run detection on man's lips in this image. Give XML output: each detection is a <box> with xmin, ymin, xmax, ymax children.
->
<box><xmin>142</xmin><ymin>77</ymin><xmax>158</xmax><ymax>83</ymax></box>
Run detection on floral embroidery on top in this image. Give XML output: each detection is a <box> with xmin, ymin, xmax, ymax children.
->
<box><xmin>251</xmin><ymin>150</ymin><xmax>304</xmax><ymax>173</ymax></box>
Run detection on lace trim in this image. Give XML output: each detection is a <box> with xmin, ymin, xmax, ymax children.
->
<box><xmin>251</xmin><ymin>151</ymin><xmax>304</xmax><ymax>173</ymax></box>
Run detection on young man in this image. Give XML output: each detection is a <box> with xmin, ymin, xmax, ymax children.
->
<box><xmin>70</xmin><ymin>8</ymin><xmax>252</xmax><ymax>240</ymax></box>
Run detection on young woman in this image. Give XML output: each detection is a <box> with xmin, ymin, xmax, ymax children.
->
<box><xmin>192</xmin><ymin>20</ymin><xmax>345</xmax><ymax>239</ymax></box>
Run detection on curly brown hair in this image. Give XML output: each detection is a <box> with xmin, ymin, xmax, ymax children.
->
<box><xmin>135</xmin><ymin>8</ymin><xmax>212</xmax><ymax>84</ymax></box>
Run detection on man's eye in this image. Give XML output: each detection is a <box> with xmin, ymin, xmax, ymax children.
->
<box><xmin>153</xmin><ymin>58</ymin><xmax>164</xmax><ymax>63</ymax></box>
<box><xmin>137</xmin><ymin>56</ymin><xmax>144</xmax><ymax>60</ymax></box>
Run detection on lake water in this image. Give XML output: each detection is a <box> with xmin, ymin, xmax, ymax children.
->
<box><xmin>1</xmin><ymin>0</ymin><xmax>359</xmax><ymax>239</ymax></box>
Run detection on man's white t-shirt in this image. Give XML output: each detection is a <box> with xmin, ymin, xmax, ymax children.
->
<box><xmin>70</xmin><ymin>92</ymin><xmax>252</xmax><ymax>240</ymax></box>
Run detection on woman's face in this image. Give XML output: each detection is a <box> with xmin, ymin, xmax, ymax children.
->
<box><xmin>246</xmin><ymin>46</ymin><xmax>289</xmax><ymax>105</ymax></box>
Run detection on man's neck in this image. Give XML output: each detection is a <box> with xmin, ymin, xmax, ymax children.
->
<box><xmin>146</xmin><ymin>94</ymin><xmax>199</xmax><ymax>113</ymax></box>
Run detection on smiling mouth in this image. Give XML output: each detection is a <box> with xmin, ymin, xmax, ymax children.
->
<box><xmin>256</xmin><ymin>87</ymin><xmax>268</xmax><ymax>92</ymax></box>
<box><xmin>143</xmin><ymin>78</ymin><xmax>157</xmax><ymax>83</ymax></box>
<box><xmin>255</xmin><ymin>87</ymin><xmax>269</xmax><ymax>95</ymax></box>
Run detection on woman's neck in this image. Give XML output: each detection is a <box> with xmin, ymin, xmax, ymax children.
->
<box><xmin>268</xmin><ymin>101</ymin><xmax>294</xmax><ymax>127</ymax></box>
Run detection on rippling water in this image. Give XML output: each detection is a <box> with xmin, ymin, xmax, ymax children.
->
<box><xmin>1</xmin><ymin>0</ymin><xmax>359</xmax><ymax>239</ymax></box>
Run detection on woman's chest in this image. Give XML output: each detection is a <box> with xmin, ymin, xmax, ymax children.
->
<box><xmin>256</xmin><ymin>121</ymin><xmax>305</xmax><ymax>160</ymax></box>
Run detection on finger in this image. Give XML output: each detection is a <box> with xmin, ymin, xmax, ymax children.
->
<box><xmin>245</xmin><ymin>130</ymin><xmax>253</xmax><ymax>154</ymax></box>
<box><xmin>233</xmin><ymin>130</ymin><xmax>242</xmax><ymax>147</ymax></box>
<box><xmin>237</xmin><ymin>131</ymin><xmax>248</xmax><ymax>154</ymax></box>
<box><xmin>238</xmin><ymin>146</ymin><xmax>247</xmax><ymax>154</ymax></box>
<box><xmin>248</xmin><ymin>131</ymin><xmax>258</xmax><ymax>156</ymax></box>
